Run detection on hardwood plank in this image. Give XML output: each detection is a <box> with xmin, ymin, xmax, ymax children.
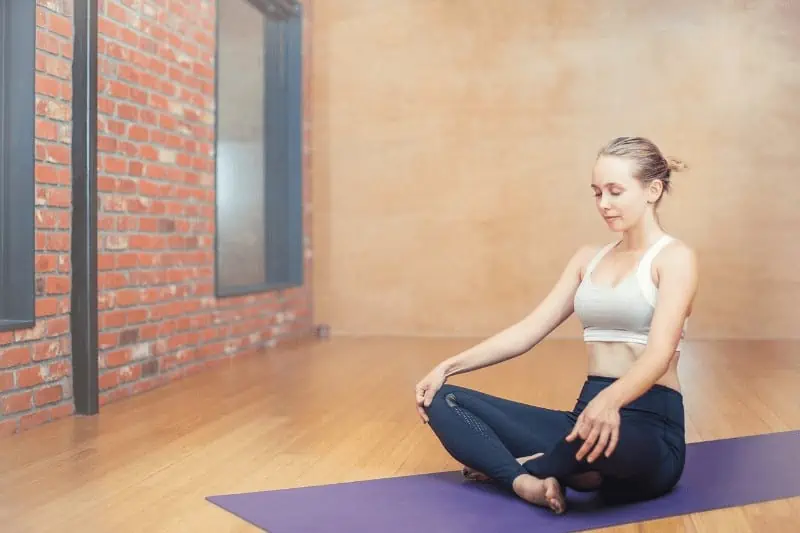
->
<box><xmin>0</xmin><ymin>338</ymin><xmax>797</xmax><ymax>532</ymax></box>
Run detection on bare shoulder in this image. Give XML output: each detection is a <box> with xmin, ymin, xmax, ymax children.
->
<box><xmin>545</xmin><ymin>243</ymin><xmax>605</xmax><ymax>297</ymax></box>
<box><xmin>656</xmin><ymin>238</ymin><xmax>699</xmax><ymax>286</ymax></box>
<box><xmin>567</xmin><ymin>244</ymin><xmax>605</xmax><ymax>280</ymax></box>
<box><xmin>659</xmin><ymin>238</ymin><xmax>698</xmax><ymax>270</ymax></box>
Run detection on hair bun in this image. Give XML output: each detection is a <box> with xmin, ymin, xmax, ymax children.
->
<box><xmin>665</xmin><ymin>156</ymin><xmax>688</xmax><ymax>173</ymax></box>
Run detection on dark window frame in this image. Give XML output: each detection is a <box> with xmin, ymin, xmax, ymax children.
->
<box><xmin>71</xmin><ymin>0</ymin><xmax>99</xmax><ymax>415</ymax></box>
<box><xmin>0</xmin><ymin>0</ymin><xmax>36</xmax><ymax>332</ymax></box>
<box><xmin>213</xmin><ymin>0</ymin><xmax>305</xmax><ymax>298</ymax></box>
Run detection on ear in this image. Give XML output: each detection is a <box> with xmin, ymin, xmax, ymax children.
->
<box><xmin>647</xmin><ymin>179</ymin><xmax>664</xmax><ymax>204</ymax></box>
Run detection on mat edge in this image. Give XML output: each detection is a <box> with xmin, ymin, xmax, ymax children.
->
<box><xmin>205</xmin><ymin>430</ymin><xmax>800</xmax><ymax>499</ymax></box>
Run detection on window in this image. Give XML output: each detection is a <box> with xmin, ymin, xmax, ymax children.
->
<box><xmin>0</xmin><ymin>0</ymin><xmax>36</xmax><ymax>331</ymax></box>
<box><xmin>214</xmin><ymin>0</ymin><xmax>304</xmax><ymax>297</ymax></box>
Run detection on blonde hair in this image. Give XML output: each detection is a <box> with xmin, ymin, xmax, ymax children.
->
<box><xmin>598</xmin><ymin>136</ymin><xmax>687</xmax><ymax>205</ymax></box>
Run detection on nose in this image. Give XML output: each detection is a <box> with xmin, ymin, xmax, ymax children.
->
<box><xmin>598</xmin><ymin>193</ymin><xmax>611</xmax><ymax>209</ymax></box>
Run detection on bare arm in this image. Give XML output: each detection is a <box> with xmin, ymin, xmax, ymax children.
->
<box><xmin>602</xmin><ymin>242</ymin><xmax>699</xmax><ymax>408</ymax></box>
<box><xmin>439</xmin><ymin>245</ymin><xmax>596</xmax><ymax>379</ymax></box>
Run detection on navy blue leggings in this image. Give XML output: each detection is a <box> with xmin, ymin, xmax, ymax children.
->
<box><xmin>424</xmin><ymin>376</ymin><xmax>686</xmax><ymax>503</ymax></box>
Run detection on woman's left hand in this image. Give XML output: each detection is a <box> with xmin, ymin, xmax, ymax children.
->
<box><xmin>565</xmin><ymin>392</ymin><xmax>621</xmax><ymax>463</ymax></box>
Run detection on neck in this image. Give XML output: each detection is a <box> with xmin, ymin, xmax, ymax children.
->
<box><xmin>620</xmin><ymin>210</ymin><xmax>663</xmax><ymax>251</ymax></box>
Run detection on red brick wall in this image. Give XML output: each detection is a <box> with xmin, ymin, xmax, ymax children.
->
<box><xmin>0</xmin><ymin>1</ymin><xmax>76</xmax><ymax>436</ymax></box>
<box><xmin>0</xmin><ymin>0</ymin><xmax>314</xmax><ymax>435</ymax></box>
<box><xmin>95</xmin><ymin>0</ymin><xmax>313</xmax><ymax>406</ymax></box>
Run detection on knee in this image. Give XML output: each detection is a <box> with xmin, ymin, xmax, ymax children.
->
<box><xmin>423</xmin><ymin>384</ymin><xmax>467</xmax><ymax>417</ymax></box>
<box><xmin>430</xmin><ymin>384</ymin><xmax>465</xmax><ymax>406</ymax></box>
<box><xmin>424</xmin><ymin>384</ymin><xmax>454</xmax><ymax>410</ymax></box>
<box><xmin>422</xmin><ymin>385</ymin><xmax>479</xmax><ymax>434</ymax></box>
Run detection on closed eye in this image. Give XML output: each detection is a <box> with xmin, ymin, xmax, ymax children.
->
<box><xmin>593</xmin><ymin>190</ymin><xmax>622</xmax><ymax>198</ymax></box>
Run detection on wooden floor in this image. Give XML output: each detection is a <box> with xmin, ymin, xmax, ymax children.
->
<box><xmin>1</xmin><ymin>337</ymin><xmax>799</xmax><ymax>532</ymax></box>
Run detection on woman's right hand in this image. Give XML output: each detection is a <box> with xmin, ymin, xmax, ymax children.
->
<box><xmin>415</xmin><ymin>365</ymin><xmax>447</xmax><ymax>423</ymax></box>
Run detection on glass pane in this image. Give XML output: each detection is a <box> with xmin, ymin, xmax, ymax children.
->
<box><xmin>216</xmin><ymin>0</ymin><xmax>267</xmax><ymax>291</ymax></box>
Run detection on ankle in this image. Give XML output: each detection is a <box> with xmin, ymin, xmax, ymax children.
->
<box><xmin>512</xmin><ymin>473</ymin><xmax>538</xmax><ymax>492</ymax></box>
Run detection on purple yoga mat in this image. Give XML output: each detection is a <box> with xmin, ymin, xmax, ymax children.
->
<box><xmin>207</xmin><ymin>430</ymin><xmax>800</xmax><ymax>532</ymax></box>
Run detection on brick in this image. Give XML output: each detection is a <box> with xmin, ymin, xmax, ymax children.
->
<box><xmin>16</xmin><ymin>367</ymin><xmax>46</xmax><ymax>389</ymax></box>
<box><xmin>19</xmin><ymin>410</ymin><xmax>51</xmax><ymax>431</ymax></box>
<box><xmin>45</xmin><ymin>275</ymin><xmax>70</xmax><ymax>295</ymax></box>
<box><xmin>35</xmin><ymin>385</ymin><xmax>63</xmax><ymax>406</ymax></box>
<box><xmin>1</xmin><ymin>347</ymin><xmax>32</xmax><ymax>369</ymax></box>
<box><xmin>104</xmin><ymin>349</ymin><xmax>131</xmax><ymax>368</ymax></box>
<box><xmin>46</xmin><ymin>318</ymin><xmax>70</xmax><ymax>337</ymax></box>
<box><xmin>46</xmin><ymin>361</ymin><xmax>71</xmax><ymax>381</ymax></box>
<box><xmin>50</xmin><ymin>403</ymin><xmax>74</xmax><ymax>419</ymax></box>
<box><xmin>119</xmin><ymin>329</ymin><xmax>140</xmax><ymax>345</ymax></box>
<box><xmin>0</xmin><ymin>372</ymin><xmax>14</xmax><ymax>393</ymax></box>
<box><xmin>2</xmin><ymin>391</ymin><xmax>34</xmax><ymax>415</ymax></box>
<box><xmin>99</xmin><ymin>370</ymin><xmax>120</xmax><ymax>391</ymax></box>
<box><xmin>34</xmin><ymin>340</ymin><xmax>65</xmax><ymax>361</ymax></box>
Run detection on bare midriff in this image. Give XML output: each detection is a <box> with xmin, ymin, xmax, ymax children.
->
<box><xmin>585</xmin><ymin>341</ymin><xmax>682</xmax><ymax>393</ymax></box>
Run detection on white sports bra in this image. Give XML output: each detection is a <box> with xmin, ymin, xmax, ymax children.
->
<box><xmin>573</xmin><ymin>234</ymin><xmax>687</xmax><ymax>351</ymax></box>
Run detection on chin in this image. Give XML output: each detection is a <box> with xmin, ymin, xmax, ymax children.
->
<box><xmin>604</xmin><ymin>217</ymin><xmax>625</xmax><ymax>231</ymax></box>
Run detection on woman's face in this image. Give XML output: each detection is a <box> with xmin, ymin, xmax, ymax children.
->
<box><xmin>591</xmin><ymin>155</ymin><xmax>660</xmax><ymax>232</ymax></box>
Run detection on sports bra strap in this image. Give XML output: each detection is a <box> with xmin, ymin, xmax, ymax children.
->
<box><xmin>637</xmin><ymin>235</ymin><xmax>674</xmax><ymax>275</ymax></box>
<box><xmin>584</xmin><ymin>241</ymin><xmax>618</xmax><ymax>277</ymax></box>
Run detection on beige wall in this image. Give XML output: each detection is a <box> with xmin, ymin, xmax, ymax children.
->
<box><xmin>311</xmin><ymin>0</ymin><xmax>800</xmax><ymax>340</ymax></box>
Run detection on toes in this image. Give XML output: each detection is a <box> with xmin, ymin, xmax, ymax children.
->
<box><xmin>461</xmin><ymin>467</ymin><xmax>489</xmax><ymax>482</ymax></box>
<box><xmin>545</xmin><ymin>480</ymin><xmax>566</xmax><ymax>514</ymax></box>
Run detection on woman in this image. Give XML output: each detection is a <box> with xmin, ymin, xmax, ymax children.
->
<box><xmin>414</xmin><ymin>136</ymin><xmax>698</xmax><ymax>514</ymax></box>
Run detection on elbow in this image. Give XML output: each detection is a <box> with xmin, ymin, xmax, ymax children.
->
<box><xmin>498</xmin><ymin>319</ymin><xmax>539</xmax><ymax>356</ymax></box>
<box><xmin>642</xmin><ymin>346</ymin><xmax>674</xmax><ymax>377</ymax></box>
<box><xmin>502</xmin><ymin>336</ymin><xmax>535</xmax><ymax>358</ymax></box>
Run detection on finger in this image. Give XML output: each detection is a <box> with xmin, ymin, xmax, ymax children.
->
<box><xmin>587</xmin><ymin>427</ymin><xmax>610</xmax><ymax>463</ymax></box>
<box><xmin>576</xmin><ymin>425</ymin><xmax>599</xmax><ymax>461</ymax></box>
<box><xmin>564</xmin><ymin>418</ymin><xmax>582</xmax><ymax>442</ymax></box>
<box><xmin>415</xmin><ymin>386</ymin><xmax>426</xmax><ymax>405</ymax></box>
<box><xmin>423</xmin><ymin>387</ymin><xmax>437</xmax><ymax>407</ymax></box>
<box><xmin>414</xmin><ymin>387</ymin><xmax>429</xmax><ymax>423</ymax></box>
<box><xmin>577</xmin><ymin>416</ymin><xmax>593</xmax><ymax>440</ymax></box>
<box><xmin>565</xmin><ymin>413</ymin><xmax>584</xmax><ymax>442</ymax></box>
<box><xmin>605</xmin><ymin>426</ymin><xmax>619</xmax><ymax>457</ymax></box>
<box><xmin>565</xmin><ymin>425</ymin><xmax>579</xmax><ymax>442</ymax></box>
<box><xmin>577</xmin><ymin>415</ymin><xmax>593</xmax><ymax>440</ymax></box>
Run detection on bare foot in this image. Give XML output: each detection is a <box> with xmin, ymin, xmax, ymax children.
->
<box><xmin>461</xmin><ymin>465</ymin><xmax>490</xmax><ymax>482</ymax></box>
<box><xmin>461</xmin><ymin>453</ymin><xmax>545</xmax><ymax>482</ymax></box>
<box><xmin>512</xmin><ymin>474</ymin><xmax>566</xmax><ymax>514</ymax></box>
